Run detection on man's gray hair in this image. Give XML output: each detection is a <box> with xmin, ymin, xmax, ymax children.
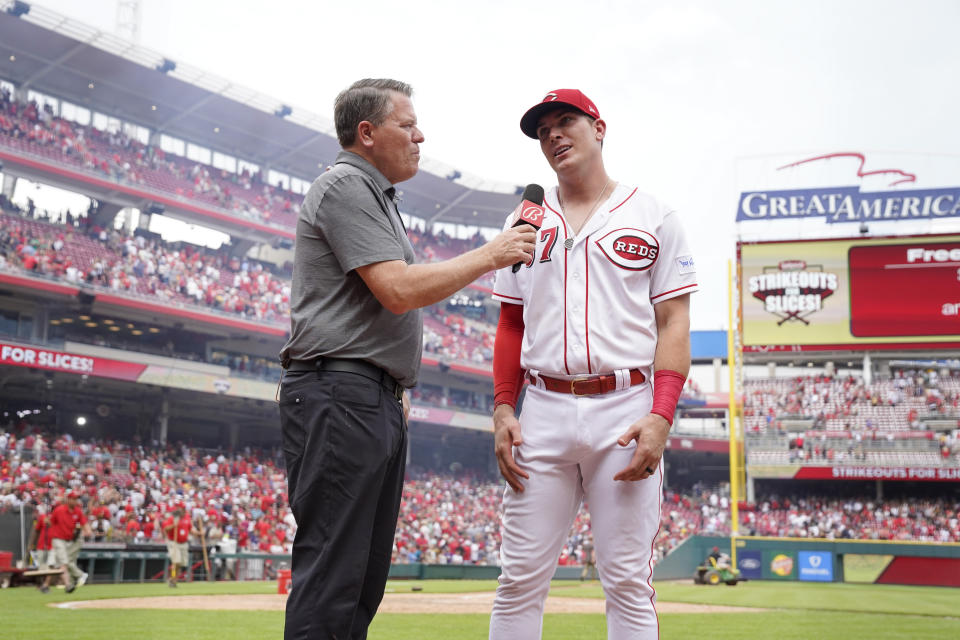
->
<box><xmin>334</xmin><ymin>79</ymin><xmax>413</xmax><ymax>148</ymax></box>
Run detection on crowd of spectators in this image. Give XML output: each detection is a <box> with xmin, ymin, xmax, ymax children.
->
<box><xmin>0</xmin><ymin>427</ymin><xmax>293</xmax><ymax>559</ymax></box>
<box><xmin>740</xmin><ymin>494</ymin><xmax>960</xmax><ymax>542</ymax></box>
<box><xmin>408</xmin><ymin>383</ymin><xmax>496</xmax><ymax>414</ymax></box>
<box><xmin>0</xmin><ymin>208</ymin><xmax>291</xmax><ymax>323</ymax></box>
<box><xmin>4</xmin><ymin>424</ymin><xmax>959</xmax><ymax>574</ymax></box>
<box><xmin>394</xmin><ymin>470</ymin><xmax>503</xmax><ymax>565</ymax></box>
<box><xmin>744</xmin><ymin>370</ymin><xmax>960</xmax><ymax>434</ymax></box>
<box><xmin>0</xmin><ymin>90</ymin><xmax>513</xmax><ymax>278</ymax></box>
<box><xmin>423</xmin><ymin>304</ymin><xmax>496</xmax><ymax>366</ymax></box>
<box><xmin>0</xmin><ymin>205</ymin><xmax>502</xmax><ymax>370</ymax></box>
<box><xmin>0</xmin><ymin>89</ymin><xmax>299</xmax><ymax>228</ymax></box>
<box><xmin>0</xmin><ymin>90</ymin><xmax>509</xmax><ymax>372</ymax></box>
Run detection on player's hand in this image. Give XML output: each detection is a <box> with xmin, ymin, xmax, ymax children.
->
<box><xmin>402</xmin><ymin>391</ymin><xmax>410</xmax><ymax>422</ymax></box>
<box><xmin>485</xmin><ymin>226</ymin><xmax>537</xmax><ymax>271</ymax></box>
<box><xmin>613</xmin><ymin>413</ymin><xmax>670</xmax><ymax>482</ymax></box>
<box><xmin>493</xmin><ymin>404</ymin><xmax>529</xmax><ymax>492</ymax></box>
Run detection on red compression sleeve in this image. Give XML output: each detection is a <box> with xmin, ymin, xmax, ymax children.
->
<box><xmin>650</xmin><ymin>369</ymin><xmax>686</xmax><ymax>425</ymax></box>
<box><xmin>493</xmin><ymin>302</ymin><xmax>525</xmax><ymax>409</ymax></box>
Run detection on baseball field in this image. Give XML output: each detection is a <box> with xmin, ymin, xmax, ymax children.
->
<box><xmin>2</xmin><ymin>578</ymin><xmax>958</xmax><ymax>639</ymax></box>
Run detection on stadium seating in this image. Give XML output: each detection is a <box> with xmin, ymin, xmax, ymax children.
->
<box><xmin>744</xmin><ymin>373</ymin><xmax>960</xmax><ymax>434</ymax></box>
<box><xmin>3</xmin><ymin>426</ymin><xmax>958</xmax><ymax>569</ymax></box>
<box><xmin>0</xmin><ymin>94</ymin><xmax>297</xmax><ymax>230</ymax></box>
<box><xmin>0</xmin><ymin>211</ymin><xmax>291</xmax><ymax>323</ymax></box>
<box><xmin>0</xmin><ymin>207</ymin><xmax>502</xmax><ymax>371</ymax></box>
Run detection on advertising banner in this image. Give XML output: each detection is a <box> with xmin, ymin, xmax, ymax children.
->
<box><xmin>762</xmin><ymin>550</ymin><xmax>796</xmax><ymax>580</ymax></box>
<box><xmin>740</xmin><ymin>234</ymin><xmax>960</xmax><ymax>350</ymax></box>
<box><xmin>665</xmin><ymin>436</ymin><xmax>730</xmax><ymax>454</ymax></box>
<box><xmin>736</xmin><ymin>550</ymin><xmax>763</xmax><ymax>580</ymax></box>
<box><xmin>876</xmin><ymin>557</ymin><xmax>960</xmax><ymax>587</ymax></box>
<box><xmin>791</xmin><ymin>466</ymin><xmax>960</xmax><ymax>482</ymax></box>
<box><xmin>798</xmin><ymin>551</ymin><xmax>834</xmax><ymax>582</ymax></box>
<box><xmin>737</xmin><ymin>186</ymin><xmax>960</xmax><ymax>224</ymax></box>
<box><xmin>0</xmin><ymin>341</ymin><xmax>146</xmax><ymax>381</ymax></box>
<box><xmin>843</xmin><ymin>554</ymin><xmax>894</xmax><ymax>583</ymax></box>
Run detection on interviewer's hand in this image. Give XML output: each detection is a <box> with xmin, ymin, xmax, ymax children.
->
<box><xmin>402</xmin><ymin>391</ymin><xmax>410</xmax><ymax>422</ymax></box>
<box><xmin>485</xmin><ymin>226</ymin><xmax>537</xmax><ymax>271</ymax></box>
<box><xmin>613</xmin><ymin>413</ymin><xmax>670</xmax><ymax>482</ymax></box>
<box><xmin>493</xmin><ymin>403</ymin><xmax>529</xmax><ymax>492</ymax></box>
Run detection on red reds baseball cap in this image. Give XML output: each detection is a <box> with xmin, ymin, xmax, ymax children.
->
<box><xmin>66</xmin><ymin>491</ymin><xmax>79</xmax><ymax>499</ymax></box>
<box><xmin>520</xmin><ymin>89</ymin><xmax>601</xmax><ymax>139</ymax></box>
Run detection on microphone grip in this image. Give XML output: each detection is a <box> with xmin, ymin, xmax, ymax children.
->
<box><xmin>509</xmin><ymin>190</ymin><xmax>544</xmax><ymax>273</ymax></box>
<box><xmin>511</xmin><ymin>219</ymin><xmax>534</xmax><ymax>273</ymax></box>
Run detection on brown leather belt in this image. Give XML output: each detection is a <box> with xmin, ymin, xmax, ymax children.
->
<box><xmin>532</xmin><ymin>369</ymin><xmax>646</xmax><ymax>396</ymax></box>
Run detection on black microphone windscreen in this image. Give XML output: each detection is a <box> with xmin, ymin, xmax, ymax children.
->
<box><xmin>521</xmin><ymin>183</ymin><xmax>544</xmax><ymax>205</ymax></box>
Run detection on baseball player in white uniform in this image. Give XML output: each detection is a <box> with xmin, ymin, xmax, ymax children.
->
<box><xmin>489</xmin><ymin>89</ymin><xmax>697</xmax><ymax>639</ymax></box>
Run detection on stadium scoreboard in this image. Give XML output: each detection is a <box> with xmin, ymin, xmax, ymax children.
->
<box><xmin>739</xmin><ymin>234</ymin><xmax>960</xmax><ymax>351</ymax></box>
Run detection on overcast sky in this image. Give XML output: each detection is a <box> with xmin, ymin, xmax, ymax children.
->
<box><xmin>24</xmin><ymin>0</ymin><xmax>960</xmax><ymax>330</ymax></box>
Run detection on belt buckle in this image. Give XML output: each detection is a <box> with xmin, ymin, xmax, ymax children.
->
<box><xmin>570</xmin><ymin>376</ymin><xmax>592</xmax><ymax>396</ymax></box>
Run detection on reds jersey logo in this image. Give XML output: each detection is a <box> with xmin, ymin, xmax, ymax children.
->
<box><xmin>595</xmin><ymin>228</ymin><xmax>659</xmax><ymax>271</ymax></box>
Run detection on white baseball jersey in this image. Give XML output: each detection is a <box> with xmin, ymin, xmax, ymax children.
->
<box><xmin>492</xmin><ymin>184</ymin><xmax>698</xmax><ymax>376</ymax></box>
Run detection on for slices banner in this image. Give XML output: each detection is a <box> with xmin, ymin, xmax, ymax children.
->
<box><xmin>740</xmin><ymin>234</ymin><xmax>960</xmax><ymax>349</ymax></box>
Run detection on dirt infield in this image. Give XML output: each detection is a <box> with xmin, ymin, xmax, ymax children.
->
<box><xmin>56</xmin><ymin>592</ymin><xmax>767</xmax><ymax>615</ymax></box>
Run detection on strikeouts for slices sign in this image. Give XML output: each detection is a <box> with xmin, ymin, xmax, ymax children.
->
<box><xmin>748</xmin><ymin>260</ymin><xmax>838</xmax><ymax>326</ymax></box>
<box><xmin>739</xmin><ymin>234</ymin><xmax>960</xmax><ymax>351</ymax></box>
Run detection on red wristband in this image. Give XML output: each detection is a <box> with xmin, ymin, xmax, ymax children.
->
<box><xmin>650</xmin><ymin>369</ymin><xmax>686</xmax><ymax>425</ymax></box>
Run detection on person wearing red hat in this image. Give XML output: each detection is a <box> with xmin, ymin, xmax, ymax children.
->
<box><xmin>47</xmin><ymin>491</ymin><xmax>91</xmax><ymax>593</ymax></box>
<box><xmin>162</xmin><ymin>504</ymin><xmax>198</xmax><ymax>587</ymax></box>
<box><xmin>489</xmin><ymin>89</ymin><xmax>697</xmax><ymax>639</ymax></box>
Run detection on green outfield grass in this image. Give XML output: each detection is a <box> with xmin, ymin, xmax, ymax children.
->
<box><xmin>1</xmin><ymin>579</ymin><xmax>958</xmax><ymax>640</ymax></box>
<box><xmin>550</xmin><ymin>579</ymin><xmax>960</xmax><ymax>618</ymax></box>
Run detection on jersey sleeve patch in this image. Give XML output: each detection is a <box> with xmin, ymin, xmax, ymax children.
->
<box><xmin>676</xmin><ymin>255</ymin><xmax>696</xmax><ymax>274</ymax></box>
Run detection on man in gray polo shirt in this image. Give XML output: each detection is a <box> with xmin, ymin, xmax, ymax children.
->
<box><xmin>279</xmin><ymin>78</ymin><xmax>535</xmax><ymax>640</ymax></box>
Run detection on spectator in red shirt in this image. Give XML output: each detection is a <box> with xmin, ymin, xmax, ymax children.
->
<box><xmin>142</xmin><ymin>514</ymin><xmax>156</xmax><ymax>541</ymax></box>
<box><xmin>46</xmin><ymin>491</ymin><xmax>91</xmax><ymax>594</ymax></box>
<box><xmin>125</xmin><ymin>516</ymin><xmax>141</xmax><ymax>541</ymax></box>
<box><xmin>162</xmin><ymin>504</ymin><xmax>198</xmax><ymax>587</ymax></box>
<box><xmin>27</xmin><ymin>503</ymin><xmax>54</xmax><ymax>591</ymax></box>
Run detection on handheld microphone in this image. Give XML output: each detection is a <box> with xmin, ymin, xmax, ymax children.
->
<box><xmin>511</xmin><ymin>183</ymin><xmax>545</xmax><ymax>273</ymax></box>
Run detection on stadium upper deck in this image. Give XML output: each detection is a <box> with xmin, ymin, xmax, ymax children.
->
<box><xmin>0</xmin><ymin>2</ymin><xmax>520</xmax><ymax>231</ymax></box>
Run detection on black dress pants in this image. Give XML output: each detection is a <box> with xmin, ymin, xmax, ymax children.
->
<box><xmin>280</xmin><ymin>368</ymin><xmax>406</xmax><ymax>640</ymax></box>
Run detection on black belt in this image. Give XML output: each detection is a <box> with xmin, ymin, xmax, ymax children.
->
<box><xmin>285</xmin><ymin>357</ymin><xmax>404</xmax><ymax>401</ymax></box>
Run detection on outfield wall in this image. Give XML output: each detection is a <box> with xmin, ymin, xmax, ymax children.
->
<box><xmin>734</xmin><ymin>536</ymin><xmax>960</xmax><ymax>587</ymax></box>
<box><xmin>13</xmin><ymin>537</ymin><xmax>958</xmax><ymax>587</ymax></box>
<box><xmin>63</xmin><ymin>550</ymin><xmax>586</xmax><ymax>584</ymax></box>
<box><xmin>655</xmin><ymin>535</ymin><xmax>960</xmax><ymax>587</ymax></box>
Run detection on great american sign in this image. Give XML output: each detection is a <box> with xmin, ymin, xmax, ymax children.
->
<box><xmin>736</xmin><ymin>151</ymin><xmax>960</xmax><ymax>224</ymax></box>
<box><xmin>737</xmin><ymin>185</ymin><xmax>960</xmax><ymax>223</ymax></box>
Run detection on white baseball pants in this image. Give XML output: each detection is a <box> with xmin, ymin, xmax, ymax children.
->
<box><xmin>489</xmin><ymin>383</ymin><xmax>662</xmax><ymax>640</ymax></box>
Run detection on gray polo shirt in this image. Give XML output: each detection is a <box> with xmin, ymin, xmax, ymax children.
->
<box><xmin>280</xmin><ymin>151</ymin><xmax>422</xmax><ymax>387</ymax></box>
